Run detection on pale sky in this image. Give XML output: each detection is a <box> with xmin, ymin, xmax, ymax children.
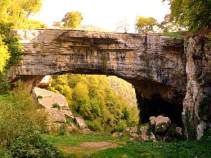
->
<box><xmin>31</xmin><ymin>0</ymin><xmax>170</xmax><ymax>32</ymax></box>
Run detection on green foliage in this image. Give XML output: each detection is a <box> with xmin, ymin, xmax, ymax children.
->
<box><xmin>0</xmin><ymin>85</ymin><xmax>47</xmax><ymax>146</ymax></box>
<box><xmin>0</xmin><ymin>85</ymin><xmax>65</xmax><ymax>158</ymax></box>
<box><xmin>49</xmin><ymin>75</ymin><xmax>139</xmax><ymax>132</ymax></box>
<box><xmin>0</xmin><ymin>0</ymin><xmax>44</xmax><ymax>29</ymax></box>
<box><xmin>86</xmin><ymin>119</ymin><xmax>103</xmax><ymax>131</ymax></box>
<box><xmin>0</xmin><ymin>148</ymin><xmax>11</xmax><ymax>158</ymax></box>
<box><xmin>62</xmin><ymin>11</ymin><xmax>83</xmax><ymax>29</ymax></box>
<box><xmin>136</xmin><ymin>16</ymin><xmax>158</xmax><ymax>33</ymax></box>
<box><xmin>0</xmin><ymin>36</ymin><xmax>10</xmax><ymax>73</ymax></box>
<box><xmin>0</xmin><ymin>22</ymin><xmax>22</xmax><ymax>69</ymax></box>
<box><xmin>9</xmin><ymin>135</ymin><xmax>64</xmax><ymax>158</ymax></box>
<box><xmin>165</xmin><ymin>0</ymin><xmax>211</xmax><ymax>32</ymax></box>
<box><xmin>114</xmin><ymin>120</ymin><xmax>127</xmax><ymax>132</ymax></box>
<box><xmin>161</xmin><ymin>32</ymin><xmax>183</xmax><ymax>39</ymax></box>
<box><xmin>52</xmin><ymin>103</ymin><xmax>61</xmax><ymax>109</ymax></box>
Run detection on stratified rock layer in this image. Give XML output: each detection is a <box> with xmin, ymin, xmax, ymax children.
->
<box><xmin>9</xmin><ymin>29</ymin><xmax>211</xmax><ymax>139</ymax></box>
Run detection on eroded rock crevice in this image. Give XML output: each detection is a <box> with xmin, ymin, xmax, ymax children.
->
<box><xmin>183</xmin><ymin>35</ymin><xmax>211</xmax><ymax>140</ymax></box>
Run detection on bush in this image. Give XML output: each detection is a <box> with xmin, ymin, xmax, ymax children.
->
<box><xmin>86</xmin><ymin>119</ymin><xmax>103</xmax><ymax>131</ymax></box>
<box><xmin>9</xmin><ymin>135</ymin><xmax>64</xmax><ymax>158</ymax></box>
<box><xmin>0</xmin><ymin>148</ymin><xmax>11</xmax><ymax>158</ymax></box>
<box><xmin>0</xmin><ymin>85</ymin><xmax>47</xmax><ymax>146</ymax></box>
<box><xmin>113</xmin><ymin>120</ymin><xmax>127</xmax><ymax>132</ymax></box>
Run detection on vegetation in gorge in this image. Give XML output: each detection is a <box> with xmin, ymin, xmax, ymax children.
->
<box><xmin>0</xmin><ymin>85</ymin><xmax>65</xmax><ymax>158</ymax></box>
<box><xmin>48</xmin><ymin>75</ymin><xmax>139</xmax><ymax>132</ymax></box>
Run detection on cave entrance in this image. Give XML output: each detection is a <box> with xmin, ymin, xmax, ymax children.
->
<box><xmin>140</xmin><ymin>94</ymin><xmax>183</xmax><ymax>126</ymax></box>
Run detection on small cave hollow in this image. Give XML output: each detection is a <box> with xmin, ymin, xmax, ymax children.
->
<box><xmin>139</xmin><ymin>94</ymin><xmax>183</xmax><ymax>127</ymax></box>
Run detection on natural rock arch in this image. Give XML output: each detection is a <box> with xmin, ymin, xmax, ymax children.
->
<box><xmin>9</xmin><ymin>29</ymin><xmax>211</xmax><ymax>139</ymax></box>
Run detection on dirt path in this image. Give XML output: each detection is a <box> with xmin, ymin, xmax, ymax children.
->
<box><xmin>80</xmin><ymin>141</ymin><xmax>118</xmax><ymax>150</ymax></box>
<box><xmin>58</xmin><ymin>141</ymin><xmax>119</xmax><ymax>156</ymax></box>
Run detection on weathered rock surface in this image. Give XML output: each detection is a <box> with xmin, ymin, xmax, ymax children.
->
<box><xmin>9</xmin><ymin>29</ymin><xmax>185</xmax><ymax>126</ymax></box>
<box><xmin>75</xmin><ymin>116</ymin><xmax>88</xmax><ymax>129</ymax></box>
<box><xmin>37</xmin><ymin>75</ymin><xmax>52</xmax><ymax>88</ymax></box>
<box><xmin>32</xmin><ymin>87</ymin><xmax>70</xmax><ymax>110</ymax></box>
<box><xmin>8</xmin><ymin>29</ymin><xmax>211</xmax><ymax>139</ymax></box>
<box><xmin>32</xmin><ymin>87</ymin><xmax>88</xmax><ymax>132</ymax></box>
<box><xmin>149</xmin><ymin>115</ymin><xmax>171</xmax><ymax>134</ymax></box>
<box><xmin>183</xmin><ymin>35</ymin><xmax>211</xmax><ymax>140</ymax></box>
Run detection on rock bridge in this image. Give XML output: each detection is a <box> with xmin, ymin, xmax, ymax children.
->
<box><xmin>9</xmin><ymin>29</ymin><xmax>211</xmax><ymax>139</ymax></box>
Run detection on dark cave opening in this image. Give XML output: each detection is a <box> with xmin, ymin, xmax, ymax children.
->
<box><xmin>139</xmin><ymin>94</ymin><xmax>183</xmax><ymax>126</ymax></box>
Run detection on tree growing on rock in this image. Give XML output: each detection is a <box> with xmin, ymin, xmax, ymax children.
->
<box><xmin>62</xmin><ymin>11</ymin><xmax>83</xmax><ymax>29</ymax></box>
<box><xmin>135</xmin><ymin>16</ymin><xmax>158</xmax><ymax>33</ymax></box>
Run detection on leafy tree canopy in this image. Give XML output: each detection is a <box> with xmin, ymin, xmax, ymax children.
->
<box><xmin>0</xmin><ymin>0</ymin><xmax>44</xmax><ymax>28</ymax></box>
<box><xmin>165</xmin><ymin>0</ymin><xmax>211</xmax><ymax>32</ymax></box>
<box><xmin>135</xmin><ymin>16</ymin><xmax>158</xmax><ymax>33</ymax></box>
<box><xmin>62</xmin><ymin>11</ymin><xmax>83</xmax><ymax>29</ymax></box>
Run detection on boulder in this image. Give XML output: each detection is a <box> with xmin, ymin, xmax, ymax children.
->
<box><xmin>139</xmin><ymin>126</ymin><xmax>156</xmax><ymax>142</ymax></box>
<box><xmin>75</xmin><ymin>117</ymin><xmax>88</xmax><ymax>129</ymax></box>
<box><xmin>175</xmin><ymin>127</ymin><xmax>183</xmax><ymax>136</ymax></box>
<box><xmin>37</xmin><ymin>75</ymin><xmax>52</xmax><ymax>88</ymax></box>
<box><xmin>32</xmin><ymin>87</ymin><xmax>69</xmax><ymax>110</ymax></box>
<box><xmin>45</xmin><ymin>108</ymin><xmax>66</xmax><ymax>123</ymax></box>
<box><xmin>149</xmin><ymin>115</ymin><xmax>171</xmax><ymax>134</ymax></box>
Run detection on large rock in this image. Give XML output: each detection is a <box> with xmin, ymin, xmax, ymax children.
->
<box><xmin>75</xmin><ymin>117</ymin><xmax>88</xmax><ymax>129</ymax></box>
<box><xmin>32</xmin><ymin>87</ymin><xmax>69</xmax><ymax>110</ymax></box>
<box><xmin>45</xmin><ymin>108</ymin><xmax>66</xmax><ymax>123</ymax></box>
<box><xmin>183</xmin><ymin>35</ymin><xmax>211</xmax><ymax>139</ymax></box>
<box><xmin>149</xmin><ymin>115</ymin><xmax>171</xmax><ymax>134</ymax></box>
<box><xmin>37</xmin><ymin>75</ymin><xmax>52</xmax><ymax>88</ymax></box>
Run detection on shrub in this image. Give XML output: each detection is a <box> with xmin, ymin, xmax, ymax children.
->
<box><xmin>0</xmin><ymin>85</ymin><xmax>47</xmax><ymax>146</ymax></box>
<box><xmin>113</xmin><ymin>120</ymin><xmax>127</xmax><ymax>132</ymax></box>
<box><xmin>52</xmin><ymin>103</ymin><xmax>61</xmax><ymax>109</ymax></box>
<box><xmin>86</xmin><ymin>119</ymin><xmax>103</xmax><ymax>131</ymax></box>
<box><xmin>9</xmin><ymin>135</ymin><xmax>64</xmax><ymax>158</ymax></box>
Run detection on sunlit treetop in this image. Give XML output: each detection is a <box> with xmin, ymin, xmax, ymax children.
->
<box><xmin>0</xmin><ymin>0</ymin><xmax>43</xmax><ymax>28</ymax></box>
<box><xmin>164</xmin><ymin>0</ymin><xmax>211</xmax><ymax>32</ymax></box>
<box><xmin>135</xmin><ymin>16</ymin><xmax>158</xmax><ymax>33</ymax></box>
<box><xmin>62</xmin><ymin>11</ymin><xmax>83</xmax><ymax>29</ymax></box>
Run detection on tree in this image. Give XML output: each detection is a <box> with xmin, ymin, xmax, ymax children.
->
<box><xmin>164</xmin><ymin>0</ymin><xmax>211</xmax><ymax>32</ymax></box>
<box><xmin>62</xmin><ymin>11</ymin><xmax>83</xmax><ymax>29</ymax></box>
<box><xmin>135</xmin><ymin>16</ymin><xmax>158</xmax><ymax>33</ymax></box>
<box><xmin>0</xmin><ymin>0</ymin><xmax>43</xmax><ymax>28</ymax></box>
<box><xmin>0</xmin><ymin>36</ymin><xmax>10</xmax><ymax>73</ymax></box>
<box><xmin>159</xmin><ymin>14</ymin><xmax>185</xmax><ymax>32</ymax></box>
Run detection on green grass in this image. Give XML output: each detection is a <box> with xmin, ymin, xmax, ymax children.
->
<box><xmin>91</xmin><ymin>130</ymin><xmax>211</xmax><ymax>158</ymax></box>
<box><xmin>161</xmin><ymin>32</ymin><xmax>183</xmax><ymax>39</ymax></box>
<box><xmin>42</xmin><ymin>131</ymin><xmax>211</xmax><ymax>158</ymax></box>
<box><xmin>42</xmin><ymin>133</ymin><xmax>129</xmax><ymax>157</ymax></box>
<box><xmin>42</xmin><ymin>133</ymin><xmax>129</xmax><ymax>146</ymax></box>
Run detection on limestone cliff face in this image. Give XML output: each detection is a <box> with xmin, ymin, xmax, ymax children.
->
<box><xmin>183</xmin><ymin>35</ymin><xmax>211</xmax><ymax>139</ymax></box>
